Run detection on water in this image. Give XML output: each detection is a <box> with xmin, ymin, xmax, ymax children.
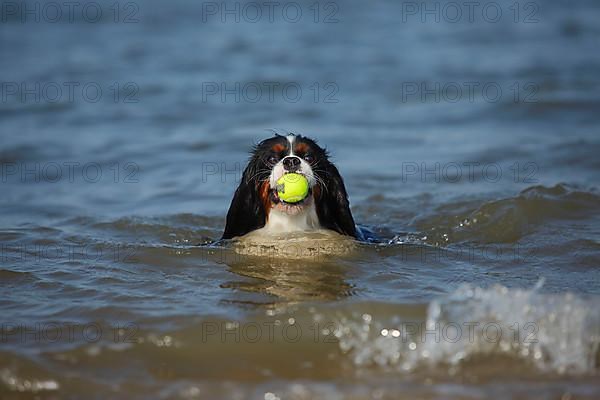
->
<box><xmin>1</xmin><ymin>0</ymin><xmax>600</xmax><ymax>398</ymax></box>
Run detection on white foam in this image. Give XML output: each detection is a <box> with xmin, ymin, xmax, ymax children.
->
<box><xmin>0</xmin><ymin>369</ymin><xmax>59</xmax><ymax>392</ymax></box>
<box><xmin>333</xmin><ymin>283</ymin><xmax>600</xmax><ymax>375</ymax></box>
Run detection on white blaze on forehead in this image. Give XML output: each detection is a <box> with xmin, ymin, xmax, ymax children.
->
<box><xmin>270</xmin><ymin>134</ymin><xmax>316</xmax><ymax>188</ymax></box>
<box><xmin>287</xmin><ymin>135</ymin><xmax>295</xmax><ymax>155</ymax></box>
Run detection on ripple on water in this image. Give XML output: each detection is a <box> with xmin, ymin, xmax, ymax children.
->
<box><xmin>0</xmin><ymin>269</ymin><xmax>35</xmax><ymax>280</ymax></box>
<box><xmin>413</xmin><ymin>184</ymin><xmax>600</xmax><ymax>245</ymax></box>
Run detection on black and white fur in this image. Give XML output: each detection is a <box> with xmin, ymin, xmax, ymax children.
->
<box><xmin>222</xmin><ymin>134</ymin><xmax>359</xmax><ymax>240</ymax></box>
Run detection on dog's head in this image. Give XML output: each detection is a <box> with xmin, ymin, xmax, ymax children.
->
<box><xmin>222</xmin><ymin>134</ymin><xmax>357</xmax><ymax>239</ymax></box>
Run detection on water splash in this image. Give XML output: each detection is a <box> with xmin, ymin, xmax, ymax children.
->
<box><xmin>333</xmin><ymin>283</ymin><xmax>600</xmax><ymax>375</ymax></box>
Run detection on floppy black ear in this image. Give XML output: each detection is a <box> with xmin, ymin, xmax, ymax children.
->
<box><xmin>222</xmin><ymin>170</ymin><xmax>266</xmax><ymax>240</ymax></box>
<box><xmin>315</xmin><ymin>162</ymin><xmax>358</xmax><ymax>238</ymax></box>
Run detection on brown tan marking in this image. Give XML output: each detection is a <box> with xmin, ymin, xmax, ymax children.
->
<box><xmin>258</xmin><ymin>180</ymin><xmax>272</xmax><ymax>220</ymax></box>
<box><xmin>312</xmin><ymin>184</ymin><xmax>321</xmax><ymax>202</ymax></box>
<box><xmin>294</xmin><ymin>142</ymin><xmax>310</xmax><ymax>154</ymax></box>
<box><xmin>271</xmin><ymin>143</ymin><xmax>286</xmax><ymax>153</ymax></box>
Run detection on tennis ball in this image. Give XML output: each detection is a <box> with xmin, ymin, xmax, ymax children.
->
<box><xmin>276</xmin><ymin>173</ymin><xmax>309</xmax><ymax>203</ymax></box>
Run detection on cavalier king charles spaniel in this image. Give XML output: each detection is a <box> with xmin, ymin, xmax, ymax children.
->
<box><xmin>222</xmin><ymin>134</ymin><xmax>361</xmax><ymax>240</ymax></box>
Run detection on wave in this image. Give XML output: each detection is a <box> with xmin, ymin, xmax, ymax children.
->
<box><xmin>1</xmin><ymin>285</ymin><xmax>597</xmax><ymax>400</ymax></box>
<box><xmin>334</xmin><ymin>283</ymin><xmax>600</xmax><ymax>375</ymax></box>
<box><xmin>408</xmin><ymin>183</ymin><xmax>600</xmax><ymax>245</ymax></box>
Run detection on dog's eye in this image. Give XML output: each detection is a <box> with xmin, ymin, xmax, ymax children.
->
<box><xmin>268</xmin><ymin>156</ymin><xmax>278</xmax><ymax>164</ymax></box>
<box><xmin>304</xmin><ymin>154</ymin><xmax>314</xmax><ymax>163</ymax></box>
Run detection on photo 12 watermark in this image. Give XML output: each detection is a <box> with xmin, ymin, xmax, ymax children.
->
<box><xmin>400</xmin><ymin>161</ymin><xmax>539</xmax><ymax>184</ymax></box>
<box><xmin>201</xmin><ymin>81</ymin><xmax>339</xmax><ymax>104</ymax></box>
<box><xmin>400</xmin><ymin>81</ymin><xmax>539</xmax><ymax>104</ymax></box>
<box><xmin>200</xmin><ymin>1</ymin><xmax>339</xmax><ymax>23</ymax></box>
<box><xmin>194</xmin><ymin>240</ymin><xmax>540</xmax><ymax>266</ymax></box>
<box><xmin>0</xmin><ymin>318</ymin><xmax>540</xmax><ymax>347</ymax></box>
<box><xmin>1</xmin><ymin>322</ymin><xmax>139</xmax><ymax>344</ymax></box>
<box><xmin>0</xmin><ymin>243</ymin><xmax>139</xmax><ymax>265</ymax></box>
<box><xmin>198</xmin><ymin>318</ymin><xmax>539</xmax><ymax>345</ymax></box>
<box><xmin>1</xmin><ymin>81</ymin><xmax>140</xmax><ymax>104</ymax></box>
<box><xmin>0</xmin><ymin>1</ymin><xmax>140</xmax><ymax>23</ymax></box>
<box><xmin>395</xmin><ymin>242</ymin><xmax>540</xmax><ymax>264</ymax></box>
<box><xmin>1</xmin><ymin>161</ymin><xmax>140</xmax><ymax>184</ymax></box>
<box><xmin>400</xmin><ymin>1</ymin><xmax>540</xmax><ymax>24</ymax></box>
<box><xmin>197</xmin><ymin>161</ymin><xmax>539</xmax><ymax>185</ymax></box>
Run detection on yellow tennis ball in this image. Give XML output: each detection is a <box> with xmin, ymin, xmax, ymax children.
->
<box><xmin>276</xmin><ymin>173</ymin><xmax>309</xmax><ymax>203</ymax></box>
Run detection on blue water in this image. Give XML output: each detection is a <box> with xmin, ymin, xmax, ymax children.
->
<box><xmin>1</xmin><ymin>0</ymin><xmax>599</xmax><ymax>398</ymax></box>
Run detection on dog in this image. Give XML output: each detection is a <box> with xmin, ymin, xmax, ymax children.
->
<box><xmin>222</xmin><ymin>134</ymin><xmax>362</xmax><ymax>240</ymax></box>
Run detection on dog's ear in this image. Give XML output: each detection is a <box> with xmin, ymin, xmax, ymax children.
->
<box><xmin>314</xmin><ymin>162</ymin><xmax>357</xmax><ymax>238</ymax></box>
<box><xmin>222</xmin><ymin>166</ymin><xmax>267</xmax><ymax>240</ymax></box>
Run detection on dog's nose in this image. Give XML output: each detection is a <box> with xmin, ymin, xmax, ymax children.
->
<box><xmin>282</xmin><ymin>156</ymin><xmax>301</xmax><ymax>171</ymax></box>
